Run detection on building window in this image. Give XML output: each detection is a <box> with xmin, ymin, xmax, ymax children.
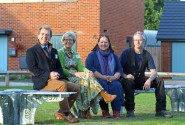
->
<box><xmin>50</xmin><ymin>34</ymin><xmax>76</xmax><ymax>51</ymax></box>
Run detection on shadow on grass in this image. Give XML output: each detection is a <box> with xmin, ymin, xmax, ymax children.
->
<box><xmin>34</xmin><ymin>112</ymin><xmax>183</xmax><ymax>125</ymax></box>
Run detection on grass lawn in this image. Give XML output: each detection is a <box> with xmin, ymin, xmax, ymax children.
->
<box><xmin>1</xmin><ymin>86</ymin><xmax>185</xmax><ymax>125</ymax></box>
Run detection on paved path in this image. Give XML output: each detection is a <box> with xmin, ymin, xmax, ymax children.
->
<box><xmin>0</xmin><ymin>81</ymin><xmax>33</xmax><ymax>86</ymax></box>
<box><xmin>0</xmin><ymin>79</ymin><xmax>185</xmax><ymax>87</ymax></box>
<box><xmin>164</xmin><ymin>80</ymin><xmax>185</xmax><ymax>85</ymax></box>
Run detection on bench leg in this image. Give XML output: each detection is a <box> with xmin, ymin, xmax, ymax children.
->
<box><xmin>0</xmin><ymin>95</ymin><xmax>14</xmax><ymax>125</ymax></box>
<box><xmin>19</xmin><ymin>94</ymin><xmax>64</xmax><ymax>124</ymax></box>
<box><xmin>19</xmin><ymin>95</ymin><xmax>45</xmax><ymax>125</ymax></box>
<box><xmin>0</xmin><ymin>107</ymin><xmax>3</xmax><ymax>124</ymax></box>
<box><xmin>165</xmin><ymin>88</ymin><xmax>179</xmax><ymax>111</ymax></box>
<box><xmin>178</xmin><ymin>88</ymin><xmax>185</xmax><ymax>112</ymax></box>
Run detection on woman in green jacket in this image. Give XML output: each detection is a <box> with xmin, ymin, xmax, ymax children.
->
<box><xmin>57</xmin><ymin>31</ymin><xmax>116</xmax><ymax>119</ymax></box>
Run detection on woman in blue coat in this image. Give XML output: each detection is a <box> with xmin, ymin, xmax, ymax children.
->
<box><xmin>85</xmin><ymin>34</ymin><xmax>124</xmax><ymax>119</ymax></box>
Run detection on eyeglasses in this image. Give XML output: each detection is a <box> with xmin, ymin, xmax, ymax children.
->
<box><xmin>64</xmin><ymin>39</ymin><xmax>73</xmax><ymax>42</ymax></box>
<box><xmin>133</xmin><ymin>39</ymin><xmax>143</xmax><ymax>42</ymax></box>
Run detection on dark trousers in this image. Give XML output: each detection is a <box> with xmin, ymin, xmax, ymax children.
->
<box><xmin>121</xmin><ymin>77</ymin><xmax>166</xmax><ymax>112</ymax></box>
<box><xmin>99</xmin><ymin>99</ymin><xmax>122</xmax><ymax>111</ymax></box>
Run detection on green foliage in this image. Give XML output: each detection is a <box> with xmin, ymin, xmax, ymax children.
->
<box><xmin>144</xmin><ymin>0</ymin><xmax>165</xmax><ymax>30</ymax></box>
<box><xmin>16</xmin><ymin>74</ymin><xmax>31</xmax><ymax>80</ymax></box>
<box><xmin>0</xmin><ymin>86</ymin><xmax>32</xmax><ymax>91</ymax></box>
<box><xmin>3</xmin><ymin>74</ymin><xmax>31</xmax><ymax>81</ymax></box>
<box><xmin>0</xmin><ymin>74</ymin><xmax>31</xmax><ymax>81</ymax></box>
<box><xmin>0</xmin><ymin>76</ymin><xmax>4</xmax><ymax>81</ymax></box>
<box><xmin>0</xmin><ymin>75</ymin><xmax>30</xmax><ymax>81</ymax></box>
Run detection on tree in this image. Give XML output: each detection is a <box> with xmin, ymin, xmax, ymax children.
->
<box><xmin>144</xmin><ymin>0</ymin><xmax>165</xmax><ymax>30</ymax></box>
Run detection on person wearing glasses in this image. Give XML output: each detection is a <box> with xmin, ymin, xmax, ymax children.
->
<box><xmin>26</xmin><ymin>25</ymin><xmax>80</xmax><ymax>123</ymax></box>
<box><xmin>57</xmin><ymin>31</ymin><xmax>116</xmax><ymax>119</ymax></box>
<box><xmin>119</xmin><ymin>31</ymin><xmax>173</xmax><ymax>118</ymax></box>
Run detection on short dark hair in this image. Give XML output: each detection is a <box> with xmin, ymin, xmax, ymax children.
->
<box><xmin>92</xmin><ymin>34</ymin><xmax>114</xmax><ymax>52</ymax></box>
<box><xmin>38</xmin><ymin>25</ymin><xmax>52</xmax><ymax>38</ymax></box>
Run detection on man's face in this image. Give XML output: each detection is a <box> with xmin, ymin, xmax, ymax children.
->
<box><xmin>38</xmin><ymin>28</ymin><xmax>51</xmax><ymax>45</ymax></box>
<box><xmin>133</xmin><ymin>34</ymin><xmax>145</xmax><ymax>49</ymax></box>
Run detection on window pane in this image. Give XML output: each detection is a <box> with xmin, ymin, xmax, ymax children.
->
<box><xmin>50</xmin><ymin>34</ymin><xmax>76</xmax><ymax>51</ymax></box>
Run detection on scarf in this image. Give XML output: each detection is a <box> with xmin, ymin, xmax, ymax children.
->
<box><xmin>62</xmin><ymin>48</ymin><xmax>74</xmax><ymax>59</ymax></box>
<box><xmin>96</xmin><ymin>49</ymin><xmax>115</xmax><ymax>76</ymax></box>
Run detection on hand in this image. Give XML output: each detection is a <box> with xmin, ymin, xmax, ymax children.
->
<box><xmin>114</xmin><ymin>72</ymin><xmax>120</xmax><ymax>80</ymax></box>
<box><xmin>143</xmin><ymin>79</ymin><xmax>151</xmax><ymax>91</ymax></box>
<box><xmin>73</xmin><ymin>72</ymin><xmax>85</xmax><ymax>78</ymax></box>
<box><xmin>107</xmin><ymin>76</ymin><xmax>117</xmax><ymax>82</ymax></box>
<box><xmin>50</xmin><ymin>71</ymin><xmax>60</xmax><ymax>80</ymax></box>
<box><xmin>125</xmin><ymin>74</ymin><xmax>135</xmax><ymax>80</ymax></box>
<box><xmin>86</xmin><ymin>70</ymin><xmax>94</xmax><ymax>77</ymax></box>
<box><xmin>101</xmin><ymin>75</ymin><xmax>109</xmax><ymax>81</ymax></box>
<box><xmin>102</xmin><ymin>75</ymin><xmax>117</xmax><ymax>82</ymax></box>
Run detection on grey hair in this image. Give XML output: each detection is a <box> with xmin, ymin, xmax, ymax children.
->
<box><xmin>61</xmin><ymin>31</ymin><xmax>76</xmax><ymax>43</ymax></box>
<box><xmin>38</xmin><ymin>25</ymin><xmax>52</xmax><ymax>38</ymax></box>
<box><xmin>133</xmin><ymin>31</ymin><xmax>147</xmax><ymax>42</ymax></box>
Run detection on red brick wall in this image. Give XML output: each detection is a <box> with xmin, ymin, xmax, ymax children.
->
<box><xmin>100</xmin><ymin>0</ymin><xmax>144</xmax><ymax>56</ymax></box>
<box><xmin>0</xmin><ymin>0</ymin><xmax>100</xmax><ymax>70</ymax></box>
<box><xmin>161</xmin><ymin>41</ymin><xmax>172</xmax><ymax>72</ymax></box>
<box><xmin>0</xmin><ymin>0</ymin><xmax>144</xmax><ymax>70</ymax></box>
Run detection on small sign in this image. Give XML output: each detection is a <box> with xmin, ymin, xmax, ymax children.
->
<box><xmin>8</xmin><ymin>48</ymin><xmax>16</xmax><ymax>57</ymax></box>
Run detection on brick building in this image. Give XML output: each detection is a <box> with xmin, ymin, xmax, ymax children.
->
<box><xmin>0</xmin><ymin>0</ymin><xmax>144</xmax><ymax>71</ymax></box>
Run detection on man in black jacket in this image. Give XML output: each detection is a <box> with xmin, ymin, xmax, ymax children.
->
<box><xmin>26</xmin><ymin>25</ymin><xmax>80</xmax><ymax>123</ymax></box>
<box><xmin>119</xmin><ymin>31</ymin><xmax>173</xmax><ymax>118</ymax></box>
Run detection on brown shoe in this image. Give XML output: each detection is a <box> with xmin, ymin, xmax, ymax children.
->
<box><xmin>55</xmin><ymin>112</ymin><xmax>80</xmax><ymax>123</ymax></box>
<box><xmin>78</xmin><ymin>110</ymin><xmax>85</xmax><ymax>118</ymax></box>
<box><xmin>100</xmin><ymin>90</ymin><xmax>117</xmax><ymax>103</ymax></box>
<box><xmin>79</xmin><ymin>110</ymin><xmax>92</xmax><ymax>119</ymax></box>
<box><xmin>55</xmin><ymin>113</ymin><xmax>65</xmax><ymax>120</ymax></box>
<box><xmin>69</xmin><ymin>113</ymin><xmax>80</xmax><ymax>122</ymax></box>
<box><xmin>84</xmin><ymin>110</ymin><xmax>92</xmax><ymax>119</ymax></box>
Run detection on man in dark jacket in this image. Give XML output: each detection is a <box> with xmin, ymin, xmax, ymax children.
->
<box><xmin>26</xmin><ymin>25</ymin><xmax>80</xmax><ymax>123</ymax></box>
<box><xmin>119</xmin><ymin>31</ymin><xmax>173</xmax><ymax>118</ymax></box>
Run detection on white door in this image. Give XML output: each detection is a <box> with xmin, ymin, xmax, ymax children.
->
<box><xmin>0</xmin><ymin>35</ymin><xmax>8</xmax><ymax>71</ymax></box>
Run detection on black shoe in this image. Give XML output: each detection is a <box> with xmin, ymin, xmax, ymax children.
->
<box><xmin>155</xmin><ymin>110</ymin><xmax>173</xmax><ymax>118</ymax></box>
<box><xmin>126</xmin><ymin>110</ymin><xmax>135</xmax><ymax>117</ymax></box>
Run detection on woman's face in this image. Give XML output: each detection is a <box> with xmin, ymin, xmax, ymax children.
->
<box><xmin>63</xmin><ymin>36</ymin><xmax>74</xmax><ymax>49</ymax></box>
<box><xmin>98</xmin><ymin>36</ymin><xmax>110</xmax><ymax>51</ymax></box>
